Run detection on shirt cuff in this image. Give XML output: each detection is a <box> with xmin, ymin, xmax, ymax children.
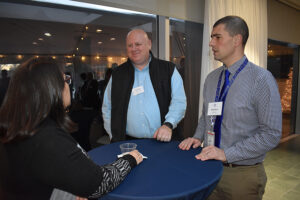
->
<box><xmin>164</xmin><ymin>118</ymin><xmax>177</xmax><ymax>128</ymax></box>
<box><xmin>121</xmin><ymin>154</ymin><xmax>137</xmax><ymax>168</ymax></box>
<box><xmin>163</xmin><ymin>122</ymin><xmax>173</xmax><ymax>130</ymax></box>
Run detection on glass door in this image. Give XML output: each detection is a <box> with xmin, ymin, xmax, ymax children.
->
<box><xmin>267</xmin><ymin>39</ymin><xmax>299</xmax><ymax>138</ymax></box>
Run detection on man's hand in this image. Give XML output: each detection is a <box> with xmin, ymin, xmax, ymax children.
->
<box><xmin>178</xmin><ymin>137</ymin><xmax>201</xmax><ymax>150</ymax></box>
<box><xmin>195</xmin><ymin>146</ymin><xmax>226</xmax><ymax>162</ymax></box>
<box><xmin>153</xmin><ymin>125</ymin><xmax>172</xmax><ymax>142</ymax></box>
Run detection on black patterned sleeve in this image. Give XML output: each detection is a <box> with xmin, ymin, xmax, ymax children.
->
<box><xmin>88</xmin><ymin>155</ymin><xmax>137</xmax><ymax>199</ymax></box>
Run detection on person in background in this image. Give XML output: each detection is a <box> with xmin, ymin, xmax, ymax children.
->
<box><xmin>0</xmin><ymin>57</ymin><xmax>143</xmax><ymax>200</ymax></box>
<box><xmin>102</xmin><ymin>29</ymin><xmax>186</xmax><ymax>142</ymax></box>
<box><xmin>179</xmin><ymin>16</ymin><xmax>282</xmax><ymax>200</ymax></box>
<box><xmin>98</xmin><ymin>67</ymin><xmax>113</xmax><ymax>102</ymax></box>
<box><xmin>80</xmin><ymin>72</ymin><xmax>100</xmax><ymax>109</ymax></box>
<box><xmin>0</xmin><ymin>69</ymin><xmax>10</xmax><ymax>107</ymax></box>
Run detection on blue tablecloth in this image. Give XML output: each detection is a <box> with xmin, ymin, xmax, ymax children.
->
<box><xmin>88</xmin><ymin>139</ymin><xmax>223</xmax><ymax>200</ymax></box>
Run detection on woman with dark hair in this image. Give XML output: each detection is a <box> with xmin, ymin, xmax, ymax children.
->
<box><xmin>0</xmin><ymin>57</ymin><xmax>143</xmax><ymax>200</ymax></box>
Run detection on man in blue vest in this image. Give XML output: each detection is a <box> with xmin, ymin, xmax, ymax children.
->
<box><xmin>179</xmin><ymin>16</ymin><xmax>282</xmax><ymax>200</ymax></box>
<box><xmin>102</xmin><ymin>29</ymin><xmax>186</xmax><ymax>143</ymax></box>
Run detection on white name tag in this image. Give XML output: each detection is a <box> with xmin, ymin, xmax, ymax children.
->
<box><xmin>132</xmin><ymin>86</ymin><xmax>144</xmax><ymax>96</ymax></box>
<box><xmin>207</xmin><ymin>102</ymin><xmax>223</xmax><ymax>116</ymax></box>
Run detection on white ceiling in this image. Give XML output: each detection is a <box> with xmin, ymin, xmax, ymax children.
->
<box><xmin>0</xmin><ymin>1</ymin><xmax>155</xmax><ymax>57</ymax></box>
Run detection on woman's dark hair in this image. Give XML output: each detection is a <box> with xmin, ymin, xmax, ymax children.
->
<box><xmin>0</xmin><ymin>57</ymin><xmax>77</xmax><ymax>143</ymax></box>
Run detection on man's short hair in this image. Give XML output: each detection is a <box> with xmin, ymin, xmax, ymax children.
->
<box><xmin>213</xmin><ymin>16</ymin><xmax>249</xmax><ymax>46</ymax></box>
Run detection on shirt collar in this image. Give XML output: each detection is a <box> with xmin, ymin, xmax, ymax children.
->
<box><xmin>133</xmin><ymin>54</ymin><xmax>152</xmax><ymax>72</ymax></box>
<box><xmin>223</xmin><ymin>55</ymin><xmax>247</xmax><ymax>74</ymax></box>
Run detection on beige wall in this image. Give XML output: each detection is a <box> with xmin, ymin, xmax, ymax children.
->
<box><xmin>74</xmin><ymin>0</ymin><xmax>205</xmax><ymax>23</ymax></box>
<box><xmin>268</xmin><ymin>0</ymin><xmax>300</xmax><ymax>45</ymax></box>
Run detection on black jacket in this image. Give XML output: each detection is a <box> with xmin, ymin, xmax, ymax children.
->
<box><xmin>111</xmin><ymin>52</ymin><xmax>175</xmax><ymax>142</ymax></box>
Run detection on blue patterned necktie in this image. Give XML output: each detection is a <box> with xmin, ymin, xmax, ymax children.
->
<box><xmin>214</xmin><ymin>69</ymin><xmax>230</xmax><ymax>147</ymax></box>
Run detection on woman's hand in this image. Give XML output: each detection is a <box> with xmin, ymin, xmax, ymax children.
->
<box><xmin>128</xmin><ymin>150</ymin><xmax>143</xmax><ymax>165</ymax></box>
<box><xmin>76</xmin><ymin>197</ymin><xmax>87</xmax><ymax>200</ymax></box>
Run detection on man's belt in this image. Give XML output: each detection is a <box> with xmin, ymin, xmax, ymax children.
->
<box><xmin>223</xmin><ymin>162</ymin><xmax>261</xmax><ymax>168</ymax></box>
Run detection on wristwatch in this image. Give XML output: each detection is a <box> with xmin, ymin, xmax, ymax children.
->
<box><xmin>163</xmin><ymin>122</ymin><xmax>173</xmax><ymax>130</ymax></box>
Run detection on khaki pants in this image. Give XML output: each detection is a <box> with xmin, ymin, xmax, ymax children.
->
<box><xmin>208</xmin><ymin>163</ymin><xmax>267</xmax><ymax>200</ymax></box>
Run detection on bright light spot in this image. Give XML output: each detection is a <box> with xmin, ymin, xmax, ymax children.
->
<box><xmin>44</xmin><ymin>32</ymin><xmax>52</xmax><ymax>37</ymax></box>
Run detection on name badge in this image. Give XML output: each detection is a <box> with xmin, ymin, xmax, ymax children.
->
<box><xmin>207</xmin><ymin>102</ymin><xmax>223</xmax><ymax>116</ymax></box>
<box><xmin>132</xmin><ymin>86</ymin><xmax>144</xmax><ymax>96</ymax></box>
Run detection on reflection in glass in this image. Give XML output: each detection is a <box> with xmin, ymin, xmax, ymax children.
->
<box><xmin>267</xmin><ymin>40</ymin><xmax>299</xmax><ymax>138</ymax></box>
<box><xmin>170</xmin><ymin>18</ymin><xmax>203</xmax><ymax>138</ymax></box>
<box><xmin>0</xmin><ymin>0</ymin><xmax>157</xmax><ymax>101</ymax></box>
<box><xmin>0</xmin><ymin>0</ymin><xmax>157</xmax><ymax>150</ymax></box>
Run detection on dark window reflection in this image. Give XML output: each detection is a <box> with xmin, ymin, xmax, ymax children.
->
<box><xmin>267</xmin><ymin>40</ymin><xmax>299</xmax><ymax>138</ymax></box>
<box><xmin>170</xmin><ymin>19</ymin><xmax>203</xmax><ymax>138</ymax></box>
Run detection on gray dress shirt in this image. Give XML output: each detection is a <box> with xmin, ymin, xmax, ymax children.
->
<box><xmin>194</xmin><ymin>56</ymin><xmax>282</xmax><ymax>165</ymax></box>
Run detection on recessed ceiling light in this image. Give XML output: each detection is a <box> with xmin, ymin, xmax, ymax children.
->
<box><xmin>98</xmin><ymin>41</ymin><xmax>102</xmax><ymax>44</ymax></box>
<box><xmin>32</xmin><ymin>42</ymin><xmax>38</xmax><ymax>45</ymax></box>
<box><xmin>44</xmin><ymin>32</ymin><xmax>52</xmax><ymax>37</ymax></box>
<box><xmin>38</xmin><ymin>38</ymin><xmax>44</xmax><ymax>41</ymax></box>
<box><xmin>96</xmin><ymin>29</ymin><xmax>102</xmax><ymax>33</ymax></box>
<box><xmin>110</xmin><ymin>37</ymin><xmax>116</xmax><ymax>41</ymax></box>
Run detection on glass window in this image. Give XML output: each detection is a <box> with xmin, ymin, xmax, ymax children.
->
<box><xmin>170</xmin><ymin>18</ymin><xmax>203</xmax><ymax>138</ymax></box>
<box><xmin>0</xmin><ymin>1</ymin><xmax>158</xmax><ymax>150</ymax></box>
<box><xmin>0</xmin><ymin>1</ymin><xmax>157</xmax><ymax>106</ymax></box>
<box><xmin>267</xmin><ymin>39</ymin><xmax>299</xmax><ymax>138</ymax></box>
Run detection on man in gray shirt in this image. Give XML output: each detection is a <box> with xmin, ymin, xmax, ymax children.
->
<box><xmin>179</xmin><ymin>16</ymin><xmax>282</xmax><ymax>200</ymax></box>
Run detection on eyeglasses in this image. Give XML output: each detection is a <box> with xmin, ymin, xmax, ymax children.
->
<box><xmin>64</xmin><ymin>74</ymin><xmax>72</xmax><ymax>85</ymax></box>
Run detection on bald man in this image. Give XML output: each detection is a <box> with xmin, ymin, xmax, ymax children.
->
<box><xmin>102</xmin><ymin>29</ymin><xmax>186</xmax><ymax>143</ymax></box>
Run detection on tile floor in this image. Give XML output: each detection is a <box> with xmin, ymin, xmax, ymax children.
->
<box><xmin>263</xmin><ymin>134</ymin><xmax>300</xmax><ymax>200</ymax></box>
